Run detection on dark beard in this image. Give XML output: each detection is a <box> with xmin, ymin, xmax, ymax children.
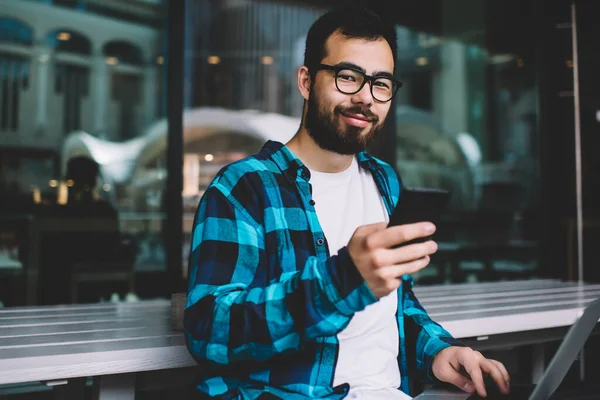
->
<box><xmin>304</xmin><ymin>90</ymin><xmax>382</xmax><ymax>155</ymax></box>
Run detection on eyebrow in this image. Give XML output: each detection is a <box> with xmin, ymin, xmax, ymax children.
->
<box><xmin>333</xmin><ymin>61</ymin><xmax>394</xmax><ymax>78</ymax></box>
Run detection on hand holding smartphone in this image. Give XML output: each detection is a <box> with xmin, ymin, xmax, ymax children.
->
<box><xmin>388</xmin><ymin>187</ymin><xmax>451</xmax><ymax>248</ymax></box>
<box><xmin>347</xmin><ymin>187</ymin><xmax>450</xmax><ymax>298</ymax></box>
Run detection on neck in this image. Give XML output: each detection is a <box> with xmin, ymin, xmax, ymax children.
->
<box><xmin>286</xmin><ymin>126</ymin><xmax>354</xmax><ymax>173</ymax></box>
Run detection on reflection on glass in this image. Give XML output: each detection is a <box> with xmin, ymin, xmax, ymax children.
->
<box><xmin>182</xmin><ymin>0</ymin><xmax>541</xmax><ymax>285</ymax></box>
<box><xmin>0</xmin><ymin>0</ymin><xmax>167</xmax><ymax>306</ymax></box>
<box><xmin>394</xmin><ymin>22</ymin><xmax>539</xmax><ymax>284</ymax></box>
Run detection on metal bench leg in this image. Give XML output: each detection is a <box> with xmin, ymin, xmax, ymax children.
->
<box><xmin>579</xmin><ymin>348</ymin><xmax>585</xmax><ymax>382</ymax></box>
<box><xmin>532</xmin><ymin>343</ymin><xmax>545</xmax><ymax>384</ymax></box>
<box><xmin>94</xmin><ymin>373</ymin><xmax>136</xmax><ymax>400</ymax></box>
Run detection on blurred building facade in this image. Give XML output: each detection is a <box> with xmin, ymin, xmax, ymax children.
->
<box><xmin>0</xmin><ymin>0</ymin><xmax>168</xmax><ymax>305</ymax></box>
<box><xmin>0</xmin><ymin>0</ymin><xmax>165</xmax><ymax>194</ymax></box>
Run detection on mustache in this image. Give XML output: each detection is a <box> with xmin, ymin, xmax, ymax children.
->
<box><xmin>335</xmin><ymin>105</ymin><xmax>379</xmax><ymax>122</ymax></box>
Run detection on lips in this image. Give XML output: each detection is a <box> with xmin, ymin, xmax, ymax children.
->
<box><xmin>340</xmin><ymin>112</ymin><xmax>374</xmax><ymax>128</ymax></box>
<box><xmin>341</xmin><ymin>112</ymin><xmax>373</xmax><ymax>122</ymax></box>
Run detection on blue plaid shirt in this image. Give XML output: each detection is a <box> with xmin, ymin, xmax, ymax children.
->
<box><xmin>185</xmin><ymin>141</ymin><xmax>462</xmax><ymax>399</ymax></box>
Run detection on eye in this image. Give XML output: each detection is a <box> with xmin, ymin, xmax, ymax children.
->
<box><xmin>338</xmin><ymin>73</ymin><xmax>356</xmax><ymax>82</ymax></box>
<box><xmin>336</xmin><ymin>68</ymin><xmax>361</xmax><ymax>82</ymax></box>
<box><xmin>373</xmin><ymin>79</ymin><xmax>391</xmax><ymax>89</ymax></box>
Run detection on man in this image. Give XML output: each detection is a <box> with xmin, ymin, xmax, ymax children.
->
<box><xmin>185</xmin><ymin>6</ymin><xmax>510</xmax><ymax>399</ymax></box>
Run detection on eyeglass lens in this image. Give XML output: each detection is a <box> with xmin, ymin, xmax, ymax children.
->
<box><xmin>335</xmin><ymin>69</ymin><xmax>395</xmax><ymax>101</ymax></box>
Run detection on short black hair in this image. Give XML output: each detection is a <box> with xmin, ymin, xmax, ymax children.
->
<box><xmin>303</xmin><ymin>5</ymin><xmax>397</xmax><ymax>78</ymax></box>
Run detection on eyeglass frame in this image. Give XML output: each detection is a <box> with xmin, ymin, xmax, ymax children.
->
<box><xmin>315</xmin><ymin>63</ymin><xmax>403</xmax><ymax>102</ymax></box>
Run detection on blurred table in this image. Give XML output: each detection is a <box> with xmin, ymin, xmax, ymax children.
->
<box><xmin>0</xmin><ymin>279</ymin><xmax>599</xmax><ymax>399</ymax></box>
<box><xmin>1</xmin><ymin>214</ymin><xmax>122</xmax><ymax>305</ymax></box>
<box><xmin>26</xmin><ymin>216</ymin><xmax>122</xmax><ymax>305</ymax></box>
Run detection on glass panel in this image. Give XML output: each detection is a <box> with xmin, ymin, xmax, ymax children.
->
<box><xmin>182</xmin><ymin>0</ymin><xmax>325</xmax><ymax>278</ymax></box>
<box><xmin>0</xmin><ymin>0</ymin><xmax>168</xmax><ymax>306</ymax></box>
<box><xmin>182</xmin><ymin>0</ymin><xmax>541</xmax><ymax>285</ymax></box>
<box><xmin>393</xmin><ymin>1</ymin><xmax>541</xmax><ymax>284</ymax></box>
<box><xmin>575</xmin><ymin>0</ymin><xmax>600</xmax><ymax>284</ymax></box>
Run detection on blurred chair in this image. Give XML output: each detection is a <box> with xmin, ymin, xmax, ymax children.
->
<box><xmin>35</xmin><ymin>156</ymin><xmax>139</xmax><ymax>304</ymax></box>
<box><xmin>70</xmin><ymin>233</ymin><xmax>138</xmax><ymax>303</ymax></box>
<box><xmin>478</xmin><ymin>181</ymin><xmax>526</xmax><ymax>214</ymax></box>
<box><xmin>35</xmin><ymin>218</ymin><xmax>138</xmax><ymax>304</ymax></box>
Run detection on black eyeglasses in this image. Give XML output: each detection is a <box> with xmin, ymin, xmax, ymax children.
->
<box><xmin>316</xmin><ymin>63</ymin><xmax>402</xmax><ymax>102</ymax></box>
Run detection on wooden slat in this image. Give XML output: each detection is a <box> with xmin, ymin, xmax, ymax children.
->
<box><xmin>0</xmin><ymin>313</ymin><xmax>169</xmax><ymax>328</ymax></box>
<box><xmin>0</xmin><ymin>334</ymin><xmax>185</xmax><ymax>360</ymax></box>
<box><xmin>0</xmin><ymin>340</ymin><xmax>195</xmax><ymax>385</ymax></box>
<box><xmin>421</xmin><ymin>288</ymin><xmax>600</xmax><ymax>310</ymax></box>
<box><xmin>0</xmin><ymin>309</ymin><xmax>164</xmax><ymax>321</ymax></box>
<box><xmin>430</xmin><ymin>296</ymin><xmax>598</xmax><ymax>319</ymax></box>
<box><xmin>416</xmin><ymin>284</ymin><xmax>600</xmax><ymax>302</ymax></box>
<box><xmin>0</xmin><ymin>326</ymin><xmax>173</xmax><ymax>348</ymax></box>
<box><xmin>413</xmin><ymin>279</ymin><xmax>561</xmax><ymax>293</ymax></box>
<box><xmin>0</xmin><ymin>300</ymin><xmax>169</xmax><ymax>315</ymax></box>
<box><xmin>437</xmin><ymin>306</ymin><xmax>597</xmax><ymax>339</ymax></box>
<box><xmin>414</xmin><ymin>280</ymin><xmax>581</xmax><ymax>297</ymax></box>
<box><xmin>0</xmin><ymin>319</ymin><xmax>169</xmax><ymax>338</ymax></box>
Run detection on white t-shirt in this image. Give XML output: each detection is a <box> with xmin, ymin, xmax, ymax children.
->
<box><xmin>308</xmin><ymin>157</ymin><xmax>411</xmax><ymax>400</ymax></box>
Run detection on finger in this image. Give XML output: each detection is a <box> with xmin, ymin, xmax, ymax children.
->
<box><xmin>485</xmin><ymin>360</ymin><xmax>510</xmax><ymax>394</ymax></box>
<box><xmin>459</xmin><ymin>355</ymin><xmax>486</xmax><ymax>397</ymax></box>
<box><xmin>380</xmin><ymin>256</ymin><xmax>431</xmax><ymax>278</ymax></box>
<box><xmin>370</xmin><ymin>240</ymin><xmax>436</xmax><ymax>268</ymax></box>
<box><xmin>489</xmin><ymin>359</ymin><xmax>511</xmax><ymax>385</ymax></box>
<box><xmin>438</xmin><ymin>364</ymin><xmax>475</xmax><ymax>394</ymax></box>
<box><xmin>388</xmin><ymin>240</ymin><xmax>437</xmax><ymax>265</ymax></box>
<box><xmin>366</xmin><ymin>222</ymin><xmax>435</xmax><ymax>249</ymax></box>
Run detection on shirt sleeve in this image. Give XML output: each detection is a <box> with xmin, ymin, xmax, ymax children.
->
<box><xmin>401</xmin><ymin>276</ymin><xmax>466</xmax><ymax>382</ymax></box>
<box><xmin>184</xmin><ymin>183</ymin><xmax>377</xmax><ymax>365</ymax></box>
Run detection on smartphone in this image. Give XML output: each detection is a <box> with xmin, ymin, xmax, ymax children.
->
<box><xmin>388</xmin><ymin>187</ymin><xmax>451</xmax><ymax>247</ymax></box>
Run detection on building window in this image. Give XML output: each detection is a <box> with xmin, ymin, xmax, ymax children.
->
<box><xmin>0</xmin><ymin>57</ymin><xmax>29</xmax><ymax>132</ymax></box>
<box><xmin>46</xmin><ymin>29</ymin><xmax>92</xmax><ymax>55</ymax></box>
<box><xmin>54</xmin><ymin>64</ymin><xmax>89</xmax><ymax>134</ymax></box>
<box><xmin>0</xmin><ymin>18</ymin><xmax>33</xmax><ymax>46</ymax></box>
<box><xmin>104</xmin><ymin>41</ymin><xmax>145</xmax><ymax>140</ymax></box>
<box><xmin>0</xmin><ymin>18</ymin><xmax>32</xmax><ymax>133</ymax></box>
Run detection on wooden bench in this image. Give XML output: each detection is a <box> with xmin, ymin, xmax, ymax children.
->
<box><xmin>1</xmin><ymin>280</ymin><xmax>599</xmax><ymax>399</ymax></box>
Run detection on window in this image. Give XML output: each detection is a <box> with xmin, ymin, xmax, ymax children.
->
<box><xmin>182</xmin><ymin>0</ymin><xmax>542</xmax><ymax>285</ymax></box>
<box><xmin>0</xmin><ymin>18</ymin><xmax>32</xmax><ymax>133</ymax></box>
<box><xmin>0</xmin><ymin>0</ymin><xmax>169</xmax><ymax>306</ymax></box>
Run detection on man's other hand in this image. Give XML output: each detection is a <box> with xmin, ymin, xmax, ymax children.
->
<box><xmin>432</xmin><ymin>346</ymin><xmax>511</xmax><ymax>398</ymax></box>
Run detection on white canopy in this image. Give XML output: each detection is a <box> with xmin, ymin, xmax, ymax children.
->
<box><xmin>62</xmin><ymin>107</ymin><xmax>301</xmax><ymax>184</ymax></box>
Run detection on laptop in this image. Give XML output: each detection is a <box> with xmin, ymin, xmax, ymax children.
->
<box><xmin>418</xmin><ymin>297</ymin><xmax>600</xmax><ymax>399</ymax></box>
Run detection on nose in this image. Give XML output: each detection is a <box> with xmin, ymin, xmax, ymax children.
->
<box><xmin>350</xmin><ymin>81</ymin><xmax>374</xmax><ymax>105</ymax></box>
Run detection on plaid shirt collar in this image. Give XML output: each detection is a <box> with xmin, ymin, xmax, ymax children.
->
<box><xmin>264</xmin><ymin>139</ymin><xmax>382</xmax><ymax>184</ymax></box>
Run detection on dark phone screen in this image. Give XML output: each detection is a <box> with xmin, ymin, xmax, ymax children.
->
<box><xmin>388</xmin><ymin>187</ymin><xmax>451</xmax><ymax>247</ymax></box>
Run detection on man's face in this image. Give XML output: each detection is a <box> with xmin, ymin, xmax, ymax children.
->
<box><xmin>304</xmin><ymin>31</ymin><xmax>395</xmax><ymax>155</ymax></box>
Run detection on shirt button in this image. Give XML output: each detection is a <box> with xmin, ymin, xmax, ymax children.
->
<box><xmin>316</xmin><ymin>238</ymin><xmax>325</xmax><ymax>246</ymax></box>
<box><xmin>309</xmin><ymin>200</ymin><xmax>315</xmax><ymax>206</ymax></box>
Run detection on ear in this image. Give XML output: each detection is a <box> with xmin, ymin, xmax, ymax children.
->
<box><xmin>297</xmin><ymin>66</ymin><xmax>311</xmax><ymax>101</ymax></box>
